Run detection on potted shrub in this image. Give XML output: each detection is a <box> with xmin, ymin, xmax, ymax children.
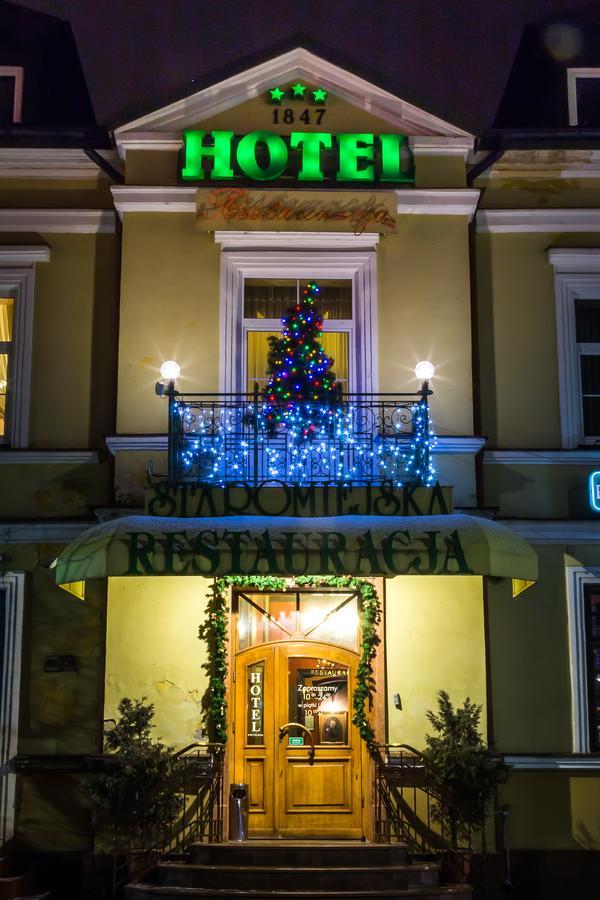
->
<box><xmin>423</xmin><ymin>690</ymin><xmax>509</xmax><ymax>881</ymax></box>
<box><xmin>83</xmin><ymin>697</ymin><xmax>181</xmax><ymax>850</ymax></box>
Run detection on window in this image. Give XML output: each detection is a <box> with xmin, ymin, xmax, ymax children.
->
<box><xmin>0</xmin><ymin>293</ymin><xmax>14</xmax><ymax>440</ymax></box>
<box><xmin>0</xmin><ymin>251</ymin><xmax>48</xmax><ymax>447</ymax></box>
<box><xmin>548</xmin><ymin>249</ymin><xmax>600</xmax><ymax>447</ymax></box>
<box><xmin>584</xmin><ymin>586</ymin><xmax>600</xmax><ymax>752</ymax></box>
<box><xmin>566</xmin><ymin>565</ymin><xmax>600</xmax><ymax>753</ymax></box>
<box><xmin>243</xmin><ymin>279</ymin><xmax>352</xmax><ymax>394</ymax></box>
<box><xmin>0</xmin><ymin>574</ymin><xmax>25</xmax><ymax>844</ymax></box>
<box><xmin>0</xmin><ymin>67</ymin><xmax>23</xmax><ymax>126</ymax></box>
<box><xmin>567</xmin><ymin>68</ymin><xmax>600</xmax><ymax>127</ymax></box>
<box><xmin>218</xmin><ymin>242</ymin><xmax>378</xmax><ymax>396</ymax></box>
<box><xmin>236</xmin><ymin>590</ymin><xmax>359</xmax><ymax>652</ymax></box>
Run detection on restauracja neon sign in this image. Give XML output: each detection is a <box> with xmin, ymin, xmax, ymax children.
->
<box><xmin>181</xmin><ymin>130</ymin><xmax>413</xmax><ymax>183</ymax></box>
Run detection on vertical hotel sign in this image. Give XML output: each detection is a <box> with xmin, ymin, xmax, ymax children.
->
<box><xmin>247</xmin><ymin>662</ymin><xmax>264</xmax><ymax>744</ymax></box>
<box><xmin>589</xmin><ymin>471</ymin><xmax>600</xmax><ymax>512</ymax></box>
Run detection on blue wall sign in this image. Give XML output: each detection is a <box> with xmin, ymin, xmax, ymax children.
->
<box><xmin>589</xmin><ymin>471</ymin><xmax>600</xmax><ymax>512</ymax></box>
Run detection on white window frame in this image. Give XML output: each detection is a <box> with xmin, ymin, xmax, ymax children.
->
<box><xmin>0</xmin><ymin>67</ymin><xmax>24</xmax><ymax>124</ymax></box>
<box><xmin>218</xmin><ymin>243</ymin><xmax>378</xmax><ymax>396</ymax></box>
<box><xmin>565</xmin><ymin>565</ymin><xmax>600</xmax><ymax>753</ymax></box>
<box><xmin>0</xmin><ymin>266</ymin><xmax>37</xmax><ymax>448</ymax></box>
<box><xmin>567</xmin><ymin>67</ymin><xmax>600</xmax><ymax>127</ymax></box>
<box><xmin>0</xmin><ymin>572</ymin><xmax>25</xmax><ymax>845</ymax></box>
<box><xmin>548</xmin><ymin>249</ymin><xmax>600</xmax><ymax>447</ymax></box>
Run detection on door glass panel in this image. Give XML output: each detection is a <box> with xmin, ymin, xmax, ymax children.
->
<box><xmin>246</xmin><ymin>330</ymin><xmax>349</xmax><ymax>395</ymax></box>
<box><xmin>288</xmin><ymin>657</ymin><xmax>349</xmax><ymax>745</ymax></box>
<box><xmin>246</xmin><ymin>661</ymin><xmax>265</xmax><ymax>746</ymax></box>
<box><xmin>300</xmin><ymin>593</ymin><xmax>358</xmax><ymax>651</ymax></box>
<box><xmin>237</xmin><ymin>594</ymin><xmax>296</xmax><ymax>649</ymax></box>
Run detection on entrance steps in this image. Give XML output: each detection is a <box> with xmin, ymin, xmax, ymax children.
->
<box><xmin>126</xmin><ymin>842</ymin><xmax>472</xmax><ymax>900</ymax></box>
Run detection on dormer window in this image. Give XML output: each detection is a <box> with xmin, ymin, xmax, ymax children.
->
<box><xmin>567</xmin><ymin>68</ymin><xmax>600</xmax><ymax>127</ymax></box>
<box><xmin>0</xmin><ymin>66</ymin><xmax>23</xmax><ymax>126</ymax></box>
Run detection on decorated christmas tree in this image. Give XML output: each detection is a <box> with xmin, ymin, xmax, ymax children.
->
<box><xmin>262</xmin><ymin>282</ymin><xmax>342</xmax><ymax>435</ymax></box>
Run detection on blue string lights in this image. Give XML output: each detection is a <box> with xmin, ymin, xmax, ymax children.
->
<box><xmin>175</xmin><ymin>396</ymin><xmax>436</xmax><ymax>487</ymax></box>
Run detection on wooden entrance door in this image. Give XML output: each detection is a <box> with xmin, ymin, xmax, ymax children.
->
<box><xmin>233</xmin><ymin>641</ymin><xmax>364</xmax><ymax>839</ymax></box>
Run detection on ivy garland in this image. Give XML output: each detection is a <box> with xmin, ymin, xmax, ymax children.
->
<box><xmin>200</xmin><ymin>575</ymin><xmax>381</xmax><ymax>750</ymax></box>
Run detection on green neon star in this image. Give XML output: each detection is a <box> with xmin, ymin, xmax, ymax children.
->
<box><xmin>312</xmin><ymin>88</ymin><xmax>328</xmax><ymax>104</ymax></box>
<box><xmin>269</xmin><ymin>87</ymin><xmax>286</xmax><ymax>103</ymax></box>
<box><xmin>291</xmin><ymin>81</ymin><xmax>307</xmax><ymax>98</ymax></box>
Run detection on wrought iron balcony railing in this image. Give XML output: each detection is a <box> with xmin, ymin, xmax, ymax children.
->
<box><xmin>166</xmin><ymin>386</ymin><xmax>435</xmax><ymax>487</ymax></box>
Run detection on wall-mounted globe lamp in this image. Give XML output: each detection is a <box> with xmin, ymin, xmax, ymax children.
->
<box><xmin>155</xmin><ymin>359</ymin><xmax>181</xmax><ymax>396</ymax></box>
<box><xmin>414</xmin><ymin>360</ymin><xmax>435</xmax><ymax>391</ymax></box>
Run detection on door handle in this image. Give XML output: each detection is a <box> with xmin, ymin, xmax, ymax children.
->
<box><xmin>278</xmin><ymin>722</ymin><xmax>315</xmax><ymax>765</ymax></box>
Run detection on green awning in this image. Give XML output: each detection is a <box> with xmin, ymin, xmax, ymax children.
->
<box><xmin>55</xmin><ymin>513</ymin><xmax>538</xmax><ymax>583</ymax></box>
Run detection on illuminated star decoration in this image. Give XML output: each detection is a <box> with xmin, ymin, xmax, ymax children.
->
<box><xmin>291</xmin><ymin>81</ymin><xmax>307</xmax><ymax>98</ymax></box>
<box><xmin>312</xmin><ymin>88</ymin><xmax>328</xmax><ymax>104</ymax></box>
<box><xmin>269</xmin><ymin>87</ymin><xmax>286</xmax><ymax>103</ymax></box>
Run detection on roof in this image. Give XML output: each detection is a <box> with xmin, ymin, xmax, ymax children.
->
<box><xmin>0</xmin><ymin>0</ymin><xmax>97</xmax><ymax>129</ymax></box>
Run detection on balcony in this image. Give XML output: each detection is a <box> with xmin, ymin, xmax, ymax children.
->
<box><xmin>165</xmin><ymin>387</ymin><xmax>435</xmax><ymax>488</ymax></box>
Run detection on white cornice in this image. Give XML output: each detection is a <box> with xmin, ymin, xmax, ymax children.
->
<box><xmin>105</xmin><ymin>435</ymin><xmax>168</xmax><ymax>455</ymax></box>
<box><xmin>396</xmin><ymin>189</ymin><xmax>480</xmax><ymax>220</ymax></box>
<box><xmin>105</xmin><ymin>434</ymin><xmax>484</xmax><ymax>455</ymax></box>
<box><xmin>504</xmin><ymin>755</ymin><xmax>600</xmax><ymax>771</ymax></box>
<box><xmin>476</xmin><ymin>209</ymin><xmax>600</xmax><ymax>234</ymax></box>
<box><xmin>484</xmin><ymin>449</ymin><xmax>600</xmax><ymax>466</ymax></box>
<box><xmin>0</xmin><ymin>210</ymin><xmax>116</xmax><ymax>234</ymax></box>
<box><xmin>213</xmin><ymin>231</ymin><xmax>380</xmax><ymax>250</ymax></box>
<box><xmin>0</xmin><ymin>451</ymin><xmax>98</xmax><ymax>465</ymax></box>
<box><xmin>408</xmin><ymin>136</ymin><xmax>474</xmax><ymax>159</ymax></box>
<box><xmin>117</xmin><ymin>132</ymin><xmax>184</xmax><ymax>159</ymax></box>
<box><xmin>547</xmin><ymin>248</ymin><xmax>600</xmax><ymax>273</ymax></box>
<box><xmin>0</xmin><ymin>148</ymin><xmax>121</xmax><ymax>180</ymax></box>
<box><xmin>0</xmin><ymin>246</ymin><xmax>50</xmax><ymax>264</ymax></box>
<box><xmin>0</xmin><ymin>521</ymin><xmax>93</xmax><ymax>543</ymax></box>
<box><xmin>497</xmin><ymin>520</ymin><xmax>600</xmax><ymax>544</ymax></box>
<box><xmin>110</xmin><ymin>186</ymin><xmax>481</xmax><ymax>221</ymax></box>
<box><xmin>114</xmin><ymin>48</ymin><xmax>472</xmax><ymax>148</ymax></box>
<box><xmin>111</xmin><ymin>186</ymin><xmax>196</xmax><ymax>218</ymax></box>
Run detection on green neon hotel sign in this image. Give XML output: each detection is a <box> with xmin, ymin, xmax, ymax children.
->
<box><xmin>181</xmin><ymin>130</ymin><xmax>414</xmax><ymax>183</ymax></box>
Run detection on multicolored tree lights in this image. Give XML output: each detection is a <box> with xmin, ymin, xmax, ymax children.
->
<box><xmin>262</xmin><ymin>282</ymin><xmax>342</xmax><ymax>436</ymax></box>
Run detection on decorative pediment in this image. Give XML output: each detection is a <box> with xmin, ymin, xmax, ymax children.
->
<box><xmin>114</xmin><ymin>47</ymin><xmax>472</xmax><ymax>156</ymax></box>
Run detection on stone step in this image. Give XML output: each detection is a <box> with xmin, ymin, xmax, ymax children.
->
<box><xmin>189</xmin><ymin>841</ymin><xmax>410</xmax><ymax>868</ymax></box>
<box><xmin>126</xmin><ymin>886</ymin><xmax>472</xmax><ymax>900</ymax></box>
<box><xmin>158</xmin><ymin>862</ymin><xmax>439</xmax><ymax>891</ymax></box>
<box><xmin>0</xmin><ymin>875</ymin><xmax>31</xmax><ymax>899</ymax></box>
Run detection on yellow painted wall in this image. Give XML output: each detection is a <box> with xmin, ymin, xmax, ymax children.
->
<box><xmin>486</xmin><ymin>548</ymin><xmax>572</xmax><ymax>753</ymax></box>
<box><xmin>476</xmin><ymin>232</ymin><xmax>561</xmax><ymax>448</ymax></box>
<box><xmin>385</xmin><ymin>575</ymin><xmax>486</xmax><ymax>749</ymax></box>
<box><xmin>0</xmin><ymin>461</ymin><xmax>111</xmax><ymax>518</ymax></box>
<box><xmin>105</xmin><ymin>576</ymin><xmax>211</xmax><ymax>748</ymax></box>
<box><xmin>500</xmin><ymin>773</ymin><xmax>600</xmax><ymax>850</ymax></box>
<box><xmin>30</xmin><ymin>232</ymin><xmax>119</xmax><ymax>449</ymax></box>
<box><xmin>14</xmin><ymin>563</ymin><xmax>106</xmax><ymax>850</ymax></box>
<box><xmin>484</xmin><ymin>462</ymin><xmax>598</xmax><ymax>518</ymax></box>
<box><xmin>378</xmin><ymin>219</ymin><xmax>473</xmax><ymax>436</ymax></box>
<box><xmin>116</xmin><ymin>214</ymin><xmax>220</xmax><ymax>433</ymax></box>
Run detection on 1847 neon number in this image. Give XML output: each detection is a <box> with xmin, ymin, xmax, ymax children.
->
<box><xmin>273</xmin><ymin>107</ymin><xmax>326</xmax><ymax>125</ymax></box>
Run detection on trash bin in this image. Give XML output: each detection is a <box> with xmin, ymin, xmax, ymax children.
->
<box><xmin>229</xmin><ymin>783</ymin><xmax>249</xmax><ymax>841</ymax></box>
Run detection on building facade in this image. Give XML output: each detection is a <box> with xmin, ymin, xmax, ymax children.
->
<box><xmin>1</xmin><ymin>10</ymin><xmax>600</xmax><ymax>898</ymax></box>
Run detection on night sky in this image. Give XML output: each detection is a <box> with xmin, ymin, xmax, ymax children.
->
<box><xmin>7</xmin><ymin>0</ymin><xmax>598</xmax><ymax>131</ymax></box>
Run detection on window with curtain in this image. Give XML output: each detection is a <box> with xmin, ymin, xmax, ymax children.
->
<box><xmin>0</xmin><ymin>296</ymin><xmax>13</xmax><ymax>440</ymax></box>
<box><xmin>243</xmin><ymin>279</ymin><xmax>352</xmax><ymax>395</ymax></box>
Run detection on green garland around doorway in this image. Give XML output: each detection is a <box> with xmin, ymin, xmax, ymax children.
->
<box><xmin>200</xmin><ymin>575</ymin><xmax>381</xmax><ymax>750</ymax></box>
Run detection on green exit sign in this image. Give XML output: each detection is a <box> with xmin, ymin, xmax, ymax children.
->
<box><xmin>289</xmin><ymin>736</ymin><xmax>305</xmax><ymax>746</ymax></box>
<box><xmin>181</xmin><ymin>130</ymin><xmax>414</xmax><ymax>184</ymax></box>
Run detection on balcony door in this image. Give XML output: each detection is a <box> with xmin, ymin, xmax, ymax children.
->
<box><xmin>218</xmin><ymin>249</ymin><xmax>378</xmax><ymax>397</ymax></box>
<box><xmin>231</xmin><ymin>590</ymin><xmax>366</xmax><ymax>839</ymax></box>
